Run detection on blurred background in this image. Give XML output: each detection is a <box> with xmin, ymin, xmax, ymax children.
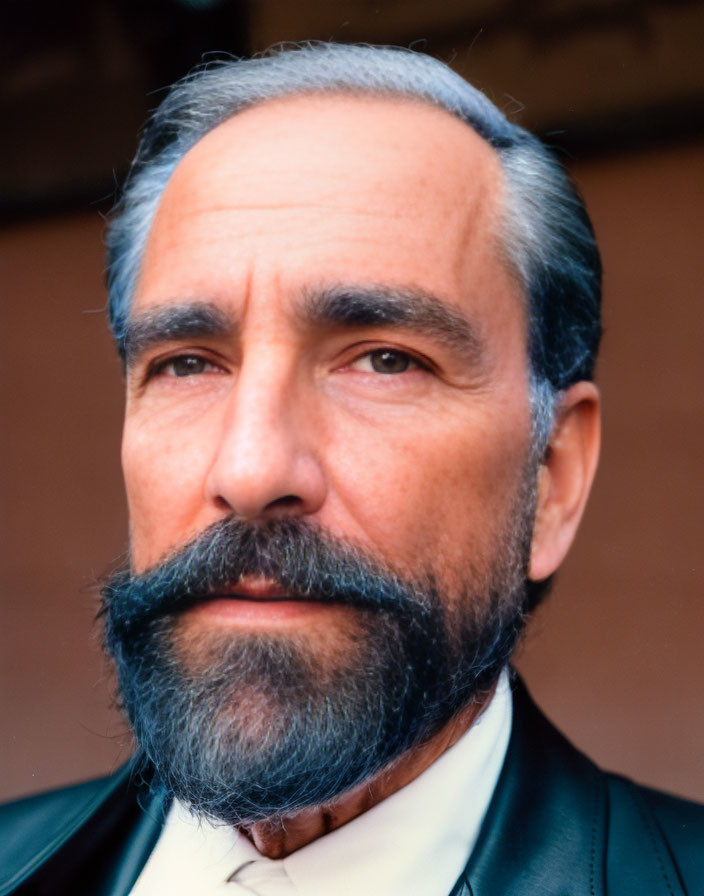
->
<box><xmin>2</xmin><ymin>0</ymin><xmax>703</xmax><ymax>803</ymax></box>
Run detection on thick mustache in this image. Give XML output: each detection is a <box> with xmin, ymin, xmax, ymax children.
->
<box><xmin>100</xmin><ymin>517</ymin><xmax>433</xmax><ymax>638</ymax></box>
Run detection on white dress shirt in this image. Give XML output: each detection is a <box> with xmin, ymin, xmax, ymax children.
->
<box><xmin>129</xmin><ymin>669</ymin><xmax>512</xmax><ymax>896</ymax></box>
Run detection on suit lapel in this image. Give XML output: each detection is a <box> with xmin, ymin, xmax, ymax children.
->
<box><xmin>4</xmin><ymin>759</ymin><xmax>169</xmax><ymax>896</ymax></box>
<box><xmin>91</xmin><ymin>779</ymin><xmax>169</xmax><ymax>896</ymax></box>
<box><xmin>457</xmin><ymin>678</ymin><xmax>608</xmax><ymax>896</ymax></box>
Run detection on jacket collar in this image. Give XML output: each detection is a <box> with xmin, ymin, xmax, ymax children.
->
<box><xmin>456</xmin><ymin>676</ymin><xmax>690</xmax><ymax>896</ymax></box>
<box><xmin>458</xmin><ymin>677</ymin><xmax>609</xmax><ymax>896</ymax></box>
<box><xmin>0</xmin><ymin>759</ymin><xmax>168</xmax><ymax>896</ymax></box>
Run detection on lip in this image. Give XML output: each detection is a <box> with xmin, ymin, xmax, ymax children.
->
<box><xmin>212</xmin><ymin>576</ymin><xmax>295</xmax><ymax>601</ymax></box>
<box><xmin>183</xmin><ymin>577</ymin><xmax>339</xmax><ymax>628</ymax></box>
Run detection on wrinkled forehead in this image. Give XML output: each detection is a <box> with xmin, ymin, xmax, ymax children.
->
<box><xmin>135</xmin><ymin>92</ymin><xmax>517</xmax><ymax>329</ymax></box>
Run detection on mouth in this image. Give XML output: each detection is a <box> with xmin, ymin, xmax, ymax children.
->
<box><xmin>184</xmin><ymin>576</ymin><xmax>340</xmax><ymax>628</ymax></box>
<box><xmin>210</xmin><ymin>576</ymin><xmax>304</xmax><ymax>602</ymax></box>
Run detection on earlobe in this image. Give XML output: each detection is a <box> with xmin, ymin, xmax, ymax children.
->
<box><xmin>529</xmin><ymin>381</ymin><xmax>601</xmax><ymax>583</ymax></box>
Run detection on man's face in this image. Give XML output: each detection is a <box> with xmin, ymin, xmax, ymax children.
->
<box><xmin>124</xmin><ymin>94</ymin><xmax>533</xmax><ymax>593</ymax></box>
<box><xmin>112</xmin><ymin>94</ymin><xmax>537</xmax><ymax>823</ymax></box>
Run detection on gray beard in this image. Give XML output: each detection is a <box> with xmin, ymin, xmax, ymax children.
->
<box><xmin>102</xmin><ymin>482</ymin><xmax>535</xmax><ymax>827</ymax></box>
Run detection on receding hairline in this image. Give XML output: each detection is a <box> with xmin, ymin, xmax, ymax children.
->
<box><xmin>106</xmin><ymin>44</ymin><xmax>600</xmax><ymax>460</ymax></box>
<box><xmin>158</xmin><ymin>88</ymin><xmax>506</xmax><ymax>199</ymax></box>
<box><xmin>135</xmin><ymin>88</ymin><xmax>517</xmax><ymax>318</ymax></box>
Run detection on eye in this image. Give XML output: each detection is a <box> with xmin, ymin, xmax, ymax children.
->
<box><xmin>153</xmin><ymin>354</ymin><xmax>221</xmax><ymax>378</ymax></box>
<box><xmin>352</xmin><ymin>348</ymin><xmax>422</xmax><ymax>375</ymax></box>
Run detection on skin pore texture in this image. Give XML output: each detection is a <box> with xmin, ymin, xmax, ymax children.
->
<box><xmin>119</xmin><ymin>94</ymin><xmax>600</xmax><ymax>857</ymax></box>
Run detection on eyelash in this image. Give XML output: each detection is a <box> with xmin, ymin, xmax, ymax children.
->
<box><xmin>145</xmin><ymin>346</ymin><xmax>431</xmax><ymax>382</ymax></box>
<box><xmin>147</xmin><ymin>353</ymin><xmax>225</xmax><ymax>380</ymax></box>
<box><xmin>347</xmin><ymin>347</ymin><xmax>429</xmax><ymax>375</ymax></box>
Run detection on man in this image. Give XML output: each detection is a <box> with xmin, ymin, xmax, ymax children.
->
<box><xmin>1</xmin><ymin>42</ymin><xmax>702</xmax><ymax>896</ymax></box>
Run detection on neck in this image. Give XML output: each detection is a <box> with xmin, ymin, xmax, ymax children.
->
<box><xmin>240</xmin><ymin>687</ymin><xmax>496</xmax><ymax>858</ymax></box>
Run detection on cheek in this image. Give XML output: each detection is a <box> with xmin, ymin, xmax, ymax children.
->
<box><xmin>329</xmin><ymin>409</ymin><xmax>531</xmax><ymax>582</ymax></box>
<box><xmin>121</xmin><ymin>417</ymin><xmax>214</xmax><ymax>570</ymax></box>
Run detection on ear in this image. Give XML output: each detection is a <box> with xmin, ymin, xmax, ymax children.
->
<box><xmin>529</xmin><ymin>381</ymin><xmax>601</xmax><ymax>582</ymax></box>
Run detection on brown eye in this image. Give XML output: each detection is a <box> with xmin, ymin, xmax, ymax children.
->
<box><xmin>159</xmin><ymin>355</ymin><xmax>215</xmax><ymax>377</ymax></box>
<box><xmin>369</xmin><ymin>349</ymin><xmax>412</xmax><ymax>374</ymax></box>
<box><xmin>172</xmin><ymin>356</ymin><xmax>207</xmax><ymax>376</ymax></box>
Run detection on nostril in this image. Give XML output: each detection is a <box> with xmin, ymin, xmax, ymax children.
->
<box><xmin>266</xmin><ymin>495</ymin><xmax>302</xmax><ymax>511</ymax></box>
<box><xmin>214</xmin><ymin>495</ymin><xmax>232</xmax><ymax>511</ymax></box>
<box><xmin>206</xmin><ymin>446</ymin><xmax>326</xmax><ymax>520</ymax></box>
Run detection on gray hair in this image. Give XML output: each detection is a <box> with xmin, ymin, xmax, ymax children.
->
<box><xmin>106</xmin><ymin>42</ymin><xmax>601</xmax><ymax>449</ymax></box>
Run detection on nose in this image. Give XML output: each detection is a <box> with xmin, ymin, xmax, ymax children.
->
<box><xmin>205</xmin><ymin>357</ymin><xmax>327</xmax><ymax>521</ymax></box>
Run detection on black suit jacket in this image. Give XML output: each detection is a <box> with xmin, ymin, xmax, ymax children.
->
<box><xmin>2</xmin><ymin>681</ymin><xmax>703</xmax><ymax>895</ymax></box>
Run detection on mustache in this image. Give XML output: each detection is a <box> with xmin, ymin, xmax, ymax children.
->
<box><xmin>100</xmin><ymin>517</ymin><xmax>434</xmax><ymax>638</ymax></box>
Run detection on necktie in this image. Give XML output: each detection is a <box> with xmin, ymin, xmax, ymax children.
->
<box><xmin>227</xmin><ymin>858</ymin><xmax>297</xmax><ymax>894</ymax></box>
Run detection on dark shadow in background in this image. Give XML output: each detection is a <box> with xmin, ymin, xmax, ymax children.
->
<box><xmin>3</xmin><ymin>0</ymin><xmax>704</xmax><ymax>221</ymax></box>
<box><xmin>1</xmin><ymin>0</ymin><xmax>250</xmax><ymax>220</ymax></box>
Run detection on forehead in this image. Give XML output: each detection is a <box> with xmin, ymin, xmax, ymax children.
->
<box><xmin>135</xmin><ymin>93</ymin><xmax>518</xmax><ymax>330</ymax></box>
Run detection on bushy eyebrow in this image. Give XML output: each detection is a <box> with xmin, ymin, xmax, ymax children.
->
<box><xmin>122</xmin><ymin>302</ymin><xmax>234</xmax><ymax>367</ymax></box>
<box><xmin>121</xmin><ymin>285</ymin><xmax>485</xmax><ymax>370</ymax></box>
<box><xmin>300</xmin><ymin>284</ymin><xmax>485</xmax><ymax>367</ymax></box>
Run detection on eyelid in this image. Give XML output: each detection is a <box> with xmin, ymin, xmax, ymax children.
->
<box><xmin>143</xmin><ymin>348</ymin><xmax>228</xmax><ymax>383</ymax></box>
<box><xmin>350</xmin><ymin>351</ymin><xmax>418</xmax><ymax>373</ymax></box>
<box><xmin>344</xmin><ymin>343</ymin><xmax>435</xmax><ymax>372</ymax></box>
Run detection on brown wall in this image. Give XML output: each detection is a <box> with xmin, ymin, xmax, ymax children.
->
<box><xmin>2</xmin><ymin>139</ymin><xmax>703</xmax><ymax>803</ymax></box>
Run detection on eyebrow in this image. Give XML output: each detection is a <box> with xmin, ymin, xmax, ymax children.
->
<box><xmin>301</xmin><ymin>284</ymin><xmax>485</xmax><ymax>366</ymax></box>
<box><xmin>121</xmin><ymin>285</ymin><xmax>485</xmax><ymax>369</ymax></box>
<box><xmin>122</xmin><ymin>302</ymin><xmax>234</xmax><ymax>367</ymax></box>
